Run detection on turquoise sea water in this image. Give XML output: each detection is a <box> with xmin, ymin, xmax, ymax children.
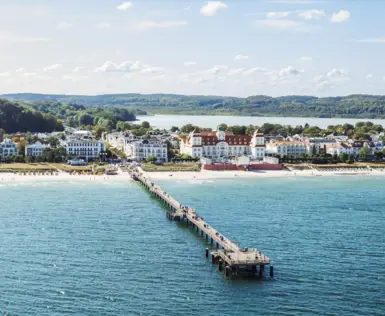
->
<box><xmin>1</xmin><ymin>177</ymin><xmax>385</xmax><ymax>316</ymax></box>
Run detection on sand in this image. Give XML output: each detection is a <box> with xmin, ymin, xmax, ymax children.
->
<box><xmin>141</xmin><ymin>168</ymin><xmax>385</xmax><ymax>181</ymax></box>
<box><xmin>0</xmin><ymin>168</ymin><xmax>384</xmax><ymax>184</ymax></box>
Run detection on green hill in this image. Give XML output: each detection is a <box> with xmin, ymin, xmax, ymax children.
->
<box><xmin>3</xmin><ymin>93</ymin><xmax>385</xmax><ymax>119</ymax></box>
<box><xmin>0</xmin><ymin>99</ymin><xmax>64</xmax><ymax>133</ymax></box>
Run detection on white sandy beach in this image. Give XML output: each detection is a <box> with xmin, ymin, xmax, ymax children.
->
<box><xmin>0</xmin><ymin>168</ymin><xmax>384</xmax><ymax>183</ymax></box>
<box><xmin>140</xmin><ymin>168</ymin><xmax>385</xmax><ymax>181</ymax></box>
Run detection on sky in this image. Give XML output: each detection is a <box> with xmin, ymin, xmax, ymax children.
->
<box><xmin>0</xmin><ymin>0</ymin><xmax>385</xmax><ymax>97</ymax></box>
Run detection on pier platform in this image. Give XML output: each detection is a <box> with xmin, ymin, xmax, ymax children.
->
<box><xmin>129</xmin><ymin>167</ymin><xmax>273</xmax><ymax>278</ymax></box>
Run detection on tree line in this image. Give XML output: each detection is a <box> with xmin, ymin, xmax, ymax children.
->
<box><xmin>0</xmin><ymin>99</ymin><xmax>64</xmax><ymax>133</ymax></box>
<box><xmin>177</xmin><ymin>121</ymin><xmax>385</xmax><ymax>141</ymax></box>
<box><xmin>6</xmin><ymin>93</ymin><xmax>385</xmax><ymax>119</ymax></box>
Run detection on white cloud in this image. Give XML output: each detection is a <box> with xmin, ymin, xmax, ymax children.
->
<box><xmin>0</xmin><ymin>72</ymin><xmax>11</xmax><ymax>77</ymax></box>
<box><xmin>326</xmin><ymin>68</ymin><xmax>347</xmax><ymax>78</ymax></box>
<box><xmin>56</xmin><ymin>21</ymin><xmax>72</xmax><ymax>30</ymax></box>
<box><xmin>365</xmin><ymin>74</ymin><xmax>373</xmax><ymax>80</ymax></box>
<box><xmin>136</xmin><ymin>20</ymin><xmax>188</xmax><ymax>31</ymax></box>
<box><xmin>72</xmin><ymin>67</ymin><xmax>85</xmax><ymax>73</ymax></box>
<box><xmin>140</xmin><ymin>66</ymin><xmax>165</xmax><ymax>74</ymax></box>
<box><xmin>279</xmin><ymin>66</ymin><xmax>302</xmax><ymax>77</ymax></box>
<box><xmin>267</xmin><ymin>12</ymin><xmax>290</xmax><ymax>18</ymax></box>
<box><xmin>184</xmin><ymin>61</ymin><xmax>197</xmax><ymax>66</ymax></box>
<box><xmin>181</xmin><ymin>65</ymin><xmax>228</xmax><ymax>84</ymax></box>
<box><xmin>255</xmin><ymin>19</ymin><xmax>304</xmax><ymax>30</ymax></box>
<box><xmin>243</xmin><ymin>67</ymin><xmax>267</xmax><ymax>75</ymax></box>
<box><xmin>298</xmin><ymin>9</ymin><xmax>325</xmax><ymax>20</ymax></box>
<box><xmin>94</xmin><ymin>61</ymin><xmax>141</xmax><ymax>73</ymax></box>
<box><xmin>98</xmin><ymin>22</ymin><xmax>112</xmax><ymax>29</ymax></box>
<box><xmin>117</xmin><ymin>2</ymin><xmax>133</xmax><ymax>11</ymax></box>
<box><xmin>331</xmin><ymin>10</ymin><xmax>351</xmax><ymax>23</ymax></box>
<box><xmin>44</xmin><ymin>64</ymin><xmax>62</xmax><ymax>72</ymax></box>
<box><xmin>234</xmin><ymin>54</ymin><xmax>249</xmax><ymax>61</ymax></box>
<box><xmin>351</xmin><ymin>38</ymin><xmax>385</xmax><ymax>44</ymax></box>
<box><xmin>300</xmin><ymin>56</ymin><xmax>313</xmax><ymax>61</ymax></box>
<box><xmin>15</xmin><ymin>68</ymin><xmax>25</xmax><ymax>73</ymax></box>
<box><xmin>200</xmin><ymin>2</ymin><xmax>228</xmax><ymax>17</ymax></box>
<box><xmin>228</xmin><ymin>68</ymin><xmax>245</xmax><ymax>75</ymax></box>
<box><xmin>205</xmin><ymin>65</ymin><xmax>228</xmax><ymax>75</ymax></box>
<box><xmin>316</xmin><ymin>80</ymin><xmax>334</xmax><ymax>91</ymax></box>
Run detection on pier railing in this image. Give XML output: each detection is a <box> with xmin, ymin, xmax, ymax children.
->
<box><xmin>129</xmin><ymin>167</ymin><xmax>273</xmax><ymax>277</ymax></box>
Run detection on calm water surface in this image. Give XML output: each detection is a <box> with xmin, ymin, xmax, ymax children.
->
<box><xmin>1</xmin><ymin>177</ymin><xmax>385</xmax><ymax>316</ymax></box>
<box><xmin>137</xmin><ymin>115</ymin><xmax>385</xmax><ymax>130</ymax></box>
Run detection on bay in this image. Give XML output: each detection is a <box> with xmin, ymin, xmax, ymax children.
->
<box><xmin>0</xmin><ymin>177</ymin><xmax>384</xmax><ymax>316</ymax></box>
<box><xmin>137</xmin><ymin>114</ymin><xmax>385</xmax><ymax>130</ymax></box>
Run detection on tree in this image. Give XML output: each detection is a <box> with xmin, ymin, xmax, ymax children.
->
<box><xmin>170</xmin><ymin>126</ymin><xmax>179</xmax><ymax>132</ymax></box>
<box><xmin>141</xmin><ymin>121</ymin><xmax>150</xmax><ymax>129</ymax></box>
<box><xmin>181</xmin><ymin>124</ymin><xmax>196</xmax><ymax>133</ymax></box>
<box><xmin>17</xmin><ymin>140</ymin><xmax>26</xmax><ymax>156</ymax></box>
<box><xmin>77</xmin><ymin>113</ymin><xmax>95</xmax><ymax>126</ymax></box>
<box><xmin>358</xmin><ymin>146</ymin><xmax>372</xmax><ymax>161</ymax></box>
<box><xmin>93</xmin><ymin>125</ymin><xmax>106</xmax><ymax>139</ymax></box>
<box><xmin>147</xmin><ymin>155</ymin><xmax>157</xmax><ymax>163</ymax></box>
<box><xmin>338</xmin><ymin>153</ymin><xmax>348</xmax><ymax>163</ymax></box>
<box><xmin>47</xmin><ymin>136</ymin><xmax>60</xmax><ymax>148</ymax></box>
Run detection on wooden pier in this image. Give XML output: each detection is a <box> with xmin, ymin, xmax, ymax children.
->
<box><xmin>129</xmin><ymin>167</ymin><xmax>273</xmax><ymax>278</ymax></box>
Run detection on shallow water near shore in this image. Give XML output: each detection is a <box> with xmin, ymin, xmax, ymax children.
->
<box><xmin>1</xmin><ymin>177</ymin><xmax>384</xmax><ymax>316</ymax></box>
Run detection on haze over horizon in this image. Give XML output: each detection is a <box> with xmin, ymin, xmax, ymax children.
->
<box><xmin>1</xmin><ymin>0</ymin><xmax>384</xmax><ymax>98</ymax></box>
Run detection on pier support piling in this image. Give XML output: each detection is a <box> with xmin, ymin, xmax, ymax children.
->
<box><xmin>259</xmin><ymin>265</ymin><xmax>264</xmax><ymax>277</ymax></box>
<box><xmin>218</xmin><ymin>260</ymin><xmax>223</xmax><ymax>272</ymax></box>
<box><xmin>205</xmin><ymin>248</ymin><xmax>209</xmax><ymax>258</ymax></box>
<box><xmin>270</xmin><ymin>265</ymin><xmax>274</xmax><ymax>278</ymax></box>
<box><xmin>225</xmin><ymin>266</ymin><xmax>231</xmax><ymax>277</ymax></box>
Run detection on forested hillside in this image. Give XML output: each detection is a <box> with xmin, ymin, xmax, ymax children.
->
<box><xmin>4</xmin><ymin>93</ymin><xmax>385</xmax><ymax>118</ymax></box>
<box><xmin>0</xmin><ymin>99</ymin><xmax>64</xmax><ymax>133</ymax></box>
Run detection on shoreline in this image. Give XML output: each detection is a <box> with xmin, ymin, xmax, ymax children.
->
<box><xmin>141</xmin><ymin>168</ymin><xmax>385</xmax><ymax>181</ymax></box>
<box><xmin>0</xmin><ymin>169</ymin><xmax>384</xmax><ymax>183</ymax></box>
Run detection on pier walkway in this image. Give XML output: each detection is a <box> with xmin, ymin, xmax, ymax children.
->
<box><xmin>129</xmin><ymin>167</ymin><xmax>273</xmax><ymax>278</ymax></box>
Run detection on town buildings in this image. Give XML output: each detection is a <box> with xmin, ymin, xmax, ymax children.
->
<box><xmin>65</xmin><ymin>137</ymin><xmax>105</xmax><ymax>161</ymax></box>
<box><xmin>106</xmin><ymin>132</ymin><xmax>168</xmax><ymax>162</ymax></box>
<box><xmin>124</xmin><ymin>140</ymin><xmax>168</xmax><ymax>162</ymax></box>
<box><xmin>0</xmin><ymin>139</ymin><xmax>17</xmax><ymax>157</ymax></box>
<box><xmin>179</xmin><ymin>126</ymin><xmax>266</xmax><ymax>160</ymax></box>
<box><xmin>25</xmin><ymin>142</ymin><xmax>50</xmax><ymax>157</ymax></box>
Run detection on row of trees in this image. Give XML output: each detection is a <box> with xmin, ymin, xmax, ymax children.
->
<box><xmin>177</xmin><ymin>121</ymin><xmax>385</xmax><ymax>141</ymax></box>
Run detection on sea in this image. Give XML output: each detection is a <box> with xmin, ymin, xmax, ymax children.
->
<box><xmin>1</xmin><ymin>176</ymin><xmax>385</xmax><ymax>316</ymax></box>
<box><xmin>136</xmin><ymin>115</ymin><xmax>385</xmax><ymax>130</ymax></box>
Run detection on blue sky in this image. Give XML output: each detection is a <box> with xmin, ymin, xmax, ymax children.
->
<box><xmin>0</xmin><ymin>0</ymin><xmax>384</xmax><ymax>97</ymax></box>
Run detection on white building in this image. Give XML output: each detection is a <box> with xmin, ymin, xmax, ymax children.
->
<box><xmin>65</xmin><ymin>137</ymin><xmax>105</xmax><ymax>161</ymax></box>
<box><xmin>74</xmin><ymin>130</ymin><xmax>93</xmax><ymax>138</ymax></box>
<box><xmin>124</xmin><ymin>140</ymin><xmax>168</xmax><ymax>162</ymax></box>
<box><xmin>325</xmin><ymin>143</ymin><xmax>354</xmax><ymax>156</ymax></box>
<box><xmin>266</xmin><ymin>141</ymin><xmax>308</xmax><ymax>156</ymax></box>
<box><xmin>25</xmin><ymin>141</ymin><xmax>50</xmax><ymax>157</ymax></box>
<box><xmin>179</xmin><ymin>126</ymin><xmax>266</xmax><ymax>160</ymax></box>
<box><xmin>0</xmin><ymin>139</ymin><xmax>17</xmax><ymax>157</ymax></box>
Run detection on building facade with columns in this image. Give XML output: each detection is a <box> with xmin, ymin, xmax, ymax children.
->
<box><xmin>180</xmin><ymin>126</ymin><xmax>266</xmax><ymax>160</ymax></box>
